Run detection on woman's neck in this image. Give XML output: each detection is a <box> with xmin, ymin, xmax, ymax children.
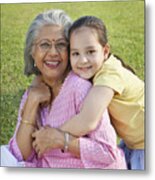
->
<box><xmin>43</xmin><ymin>70</ymin><xmax>69</xmax><ymax>97</ymax></box>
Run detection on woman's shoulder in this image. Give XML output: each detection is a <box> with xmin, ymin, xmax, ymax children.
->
<box><xmin>20</xmin><ymin>89</ymin><xmax>28</xmax><ymax>100</ymax></box>
<box><xmin>67</xmin><ymin>71</ymin><xmax>92</xmax><ymax>88</ymax></box>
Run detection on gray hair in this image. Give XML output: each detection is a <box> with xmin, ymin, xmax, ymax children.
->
<box><xmin>24</xmin><ymin>9</ymin><xmax>72</xmax><ymax>76</ymax></box>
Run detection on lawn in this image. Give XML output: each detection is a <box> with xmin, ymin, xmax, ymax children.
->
<box><xmin>0</xmin><ymin>1</ymin><xmax>144</xmax><ymax>145</ymax></box>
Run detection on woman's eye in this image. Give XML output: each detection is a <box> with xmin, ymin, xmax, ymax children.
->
<box><xmin>57</xmin><ymin>42</ymin><xmax>67</xmax><ymax>48</ymax></box>
<box><xmin>40</xmin><ymin>42</ymin><xmax>50</xmax><ymax>49</ymax></box>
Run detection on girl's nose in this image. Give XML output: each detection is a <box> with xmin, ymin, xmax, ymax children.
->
<box><xmin>79</xmin><ymin>55</ymin><xmax>88</xmax><ymax>63</ymax></box>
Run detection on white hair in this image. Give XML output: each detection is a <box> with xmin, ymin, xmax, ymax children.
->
<box><xmin>24</xmin><ymin>9</ymin><xmax>72</xmax><ymax>76</ymax></box>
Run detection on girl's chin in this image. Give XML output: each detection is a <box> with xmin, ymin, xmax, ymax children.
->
<box><xmin>75</xmin><ymin>69</ymin><xmax>94</xmax><ymax>80</ymax></box>
<box><xmin>79</xmin><ymin>74</ymin><xmax>92</xmax><ymax>80</ymax></box>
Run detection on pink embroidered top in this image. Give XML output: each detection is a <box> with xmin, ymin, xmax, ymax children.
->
<box><xmin>9</xmin><ymin>71</ymin><xmax>126</xmax><ymax>169</ymax></box>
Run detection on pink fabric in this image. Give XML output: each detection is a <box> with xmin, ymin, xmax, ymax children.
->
<box><xmin>9</xmin><ymin>71</ymin><xmax>126</xmax><ymax>169</ymax></box>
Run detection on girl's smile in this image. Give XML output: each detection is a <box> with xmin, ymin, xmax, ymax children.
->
<box><xmin>70</xmin><ymin>26</ymin><xmax>109</xmax><ymax>79</ymax></box>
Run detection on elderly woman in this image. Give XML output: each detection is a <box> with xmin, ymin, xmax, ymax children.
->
<box><xmin>1</xmin><ymin>9</ymin><xmax>126</xmax><ymax>169</ymax></box>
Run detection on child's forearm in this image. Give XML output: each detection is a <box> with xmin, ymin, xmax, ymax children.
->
<box><xmin>60</xmin><ymin>114</ymin><xmax>93</xmax><ymax>137</ymax></box>
<box><xmin>60</xmin><ymin>86</ymin><xmax>114</xmax><ymax>137</ymax></box>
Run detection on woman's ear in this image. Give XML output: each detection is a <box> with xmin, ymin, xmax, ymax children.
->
<box><xmin>31</xmin><ymin>46</ymin><xmax>35</xmax><ymax>59</ymax></box>
<box><xmin>103</xmin><ymin>44</ymin><xmax>110</xmax><ymax>60</ymax></box>
<box><xmin>30</xmin><ymin>47</ymin><xmax>37</xmax><ymax>67</ymax></box>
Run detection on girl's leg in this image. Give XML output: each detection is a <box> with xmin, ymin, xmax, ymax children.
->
<box><xmin>119</xmin><ymin>140</ymin><xmax>131</xmax><ymax>169</ymax></box>
<box><xmin>130</xmin><ymin>150</ymin><xmax>145</xmax><ymax>170</ymax></box>
<box><xmin>119</xmin><ymin>141</ymin><xmax>145</xmax><ymax>170</ymax></box>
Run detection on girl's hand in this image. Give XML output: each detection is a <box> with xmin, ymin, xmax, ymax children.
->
<box><xmin>32</xmin><ymin>126</ymin><xmax>64</xmax><ymax>158</ymax></box>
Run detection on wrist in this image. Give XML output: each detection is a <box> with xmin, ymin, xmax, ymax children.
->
<box><xmin>63</xmin><ymin>132</ymin><xmax>70</xmax><ymax>153</ymax></box>
<box><xmin>56</xmin><ymin>130</ymin><xmax>65</xmax><ymax>149</ymax></box>
<box><xmin>20</xmin><ymin>119</ymin><xmax>36</xmax><ymax>128</ymax></box>
<box><xmin>47</xmin><ymin>128</ymin><xmax>64</xmax><ymax>149</ymax></box>
<box><xmin>22</xmin><ymin>100</ymin><xmax>39</xmax><ymax>124</ymax></box>
<box><xmin>56</xmin><ymin>129</ymin><xmax>73</xmax><ymax>153</ymax></box>
<box><xmin>27</xmin><ymin>93</ymin><xmax>40</xmax><ymax>106</ymax></box>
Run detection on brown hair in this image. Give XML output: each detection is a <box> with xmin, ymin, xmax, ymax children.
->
<box><xmin>69</xmin><ymin>16</ymin><xmax>135</xmax><ymax>74</ymax></box>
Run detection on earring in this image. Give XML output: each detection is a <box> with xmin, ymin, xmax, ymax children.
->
<box><xmin>34</xmin><ymin>62</ymin><xmax>36</xmax><ymax>67</ymax></box>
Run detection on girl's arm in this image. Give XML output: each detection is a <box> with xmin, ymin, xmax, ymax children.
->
<box><xmin>30</xmin><ymin>76</ymin><xmax>114</xmax><ymax>137</ymax></box>
<box><xmin>32</xmin><ymin>126</ymin><xmax>81</xmax><ymax>158</ymax></box>
<box><xmin>32</xmin><ymin>115</ymin><xmax>123</xmax><ymax>169</ymax></box>
<box><xmin>60</xmin><ymin>86</ymin><xmax>114</xmax><ymax>137</ymax></box>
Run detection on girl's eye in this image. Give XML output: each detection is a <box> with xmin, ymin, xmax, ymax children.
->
<box><xmin>71</xmin><ymin>52</ymin><xmax>79</xmax><ymax>56</ymax></box>
<box><xmin>87</xmin><ymin>50</ymin><xmax>96</xmax><ymax>55</ymax></box>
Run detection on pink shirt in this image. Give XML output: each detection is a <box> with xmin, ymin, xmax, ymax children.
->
<box><xmin>9</xmin><ymin>71</ymin><xmax>126</xmax><ymax>169</ymax></box>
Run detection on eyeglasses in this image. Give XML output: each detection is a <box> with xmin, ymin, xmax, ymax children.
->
<box><xmin>34</xmin><ymin>40</ymin><xmax>69</xmax><ymax>53</ymax></box>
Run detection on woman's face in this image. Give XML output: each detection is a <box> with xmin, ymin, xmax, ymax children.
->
<box><xmin>32</xmin><ymin>25</ymin><xmax>69</xmax><ymax>82</ymax></box>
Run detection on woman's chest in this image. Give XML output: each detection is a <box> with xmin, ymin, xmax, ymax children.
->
<box><xmin>40</xmin><ymin>91</ymin><xmax>78</xmax><ymax>128</ymax></box>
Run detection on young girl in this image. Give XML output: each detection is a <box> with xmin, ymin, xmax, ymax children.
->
<box><xmin>59</xmin><ymin>16</ymin><xmax>144</xmax><ymax>170</ymax></box>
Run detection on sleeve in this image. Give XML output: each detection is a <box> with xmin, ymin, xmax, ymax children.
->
<box><xmin>79</xmin><ymin>110</ymin><xmax>125</xmax><ymax>169</ymax></box>
<box><xmin>8</xmin><ymin>90</ymin><xmax>36</xmax><ymax>162</ymax></box>
<box><xmin>93</xmin><ymin>63</ymin><xmax>125</xmax><ymax>95</ymax></box>
<box><xmin>79</xmin><ymin>137</ymin><xmax>115</xmax><ymax>168</ymax></box>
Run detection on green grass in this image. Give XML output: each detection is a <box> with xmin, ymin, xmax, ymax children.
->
<box><xmin>0</xmin><ymin>1</ymin><xmax>144</xmax><ymax>145</ymax></box>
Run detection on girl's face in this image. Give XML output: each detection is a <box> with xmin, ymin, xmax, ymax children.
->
<box><xmin>70</xmin><ymin>26</ymin><xmax>109</xmax><ymax>79</ymax></box>
<box><xmin>32</xmin><ymin>25</ymin><xmax>69</xmax><ymax>83</ymax></box>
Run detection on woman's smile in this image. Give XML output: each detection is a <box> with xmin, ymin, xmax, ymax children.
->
<box><xmin>32</xmin><ymin>25</ymin><xmax>68</xmax><ymax>82</ymax></box>
<box><xmin>44</xmin><ymin>59</ymin><xmax>61</xmax><ymax>69</ymax></box>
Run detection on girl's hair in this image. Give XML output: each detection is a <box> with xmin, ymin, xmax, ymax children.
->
<box><xmin>69</xmin><ymin>16</ymin><xmax>135</xmax><ymax>74</ymax></box>
<box><xmin>24</xmin><ymin>9</ymin><xmax>72</xmax><ymax>76</ymax></box>
<box><xmin>69</xmin><ymin>16</ymin><xmax>108</xmax><ymax>47</ymax></box>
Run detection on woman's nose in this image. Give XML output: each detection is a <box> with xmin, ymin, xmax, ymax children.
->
<box><xmin>48</xmin><ymin>45</ymin><xmax>59</xmax><ymax>55</ymax></box>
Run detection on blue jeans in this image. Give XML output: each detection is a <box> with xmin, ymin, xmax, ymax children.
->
<box><xmin>119</xmin><ymin>140</ymin><xmax>144</xmax><ymax>170</ymax></box>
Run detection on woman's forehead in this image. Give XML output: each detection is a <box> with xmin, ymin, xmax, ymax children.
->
<box><xmin>36</xmin><ymin>25</ymin><xmax>66</xmax><ymax>41</ymax></box>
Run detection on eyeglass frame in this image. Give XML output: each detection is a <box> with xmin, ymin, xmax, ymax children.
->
<box><xmin>33</xmin><ymin>39</ymin><xmax>69</xmax><ymax>53</ymax></box>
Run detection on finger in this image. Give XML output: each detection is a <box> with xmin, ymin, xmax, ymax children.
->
<box><xmin>40</xmin><ymin>102</ymin><xmax>49</xmax><ymax>108</ymax></box>
<box><xmin>36</xmin><ymin>147</ymin><xmax>40</xmax><ymax>155</ymax></box>
<box><xmin>32</xmin><ymin>133</ymin><xmax>35</xmax><ymax>138</ymax></box>
<box><xmin>38</xmin><ymin>151</ymin><xmax>41</xmax><ymax>158</ymax></box>
<box><xmin>44</xmin><ymin>125</ymin><xmax>51</xmax><ymax>129</ymax></box>
<box><xmin>38</xmin><ymin>150</ymin><xmax>43</xmax><ymax>159</ymax></box>
<box><xmin>32</xmin><ymin>128</ymin><xmax>44</xmax><ymax>138</ymax></box>
<box><xmin>38</xmin><ymin>146</ymin><xmax>49</xmax><ymax>158</ymax></box>
<box><xmin>34</xmin><ymin>143</ymin><xmax>40</xmax><ymax>155</ymax></box>
<box><xmin>32</xmin><ymin>140</ymin><xmax>37</xmax><ymax>149</ymax></box>
<box><xmin>36</xmin><ymin>119</ymin><xmax>42</xmax><ymax>129</ymax></box>
<box><xmin>32</xmin><ymin>131</ymin><xmax>37</xmax><ymax>138</ymax></box>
